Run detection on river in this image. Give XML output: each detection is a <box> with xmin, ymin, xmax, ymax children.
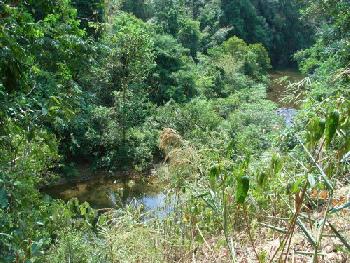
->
<box><xmin>267</xmin><ymin>68</ymin><xmax>304</xmax><ymax>108</ymax></box>
<box><xmin>44</xmin><ymin>69</ymin><xmax>304</xmax><ymax>212</ymax></box>
<box><xmin>44</xmin><ymin>170</ymin><xmax>168</xmax><ymax>213</ymax></box>
<box><xmin>268</xmin><ymin>69</ymin><xmax>304</xmax><ymax>126</ymax></box>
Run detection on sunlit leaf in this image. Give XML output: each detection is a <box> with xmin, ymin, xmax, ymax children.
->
<box><xmin>307</xmin><ymin>174</ymin><xmax>316</xmax><ymax>188</ymax></box>
<box><xmin>307</xmin><ymin>117</ymin><xmax>325</xmax><ymax>146</ymax></box>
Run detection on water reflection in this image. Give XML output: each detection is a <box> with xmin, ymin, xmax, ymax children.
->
<box><xmin>44</xmin><ymin>175</ymin><xmax>167</xmax><ymax>214</ymax></box>
<box><xmin>268</xmin><ymin>69</ymin><xmax>303</xmax><ymax>127</ymax></box>
<box><xmin>268</xmin><ymin>69</ymin><xmax>304</xmax><ymax>108</ymax></box>
<box><xmin>277</xmin><ymin>108</ymin><xmax>297</xmax><ymax>127</ymax></box>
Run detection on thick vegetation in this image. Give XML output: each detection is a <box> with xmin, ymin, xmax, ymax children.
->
<box><xmin>0</xmin><ymin>0</ymin><xmax>349</xmax><ymax>262</ymax></box>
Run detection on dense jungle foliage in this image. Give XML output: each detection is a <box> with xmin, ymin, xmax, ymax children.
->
<box><xmin>0</xmin><ymin>0</ymin><xmax>349</xmax><ymax>262</ymax></box>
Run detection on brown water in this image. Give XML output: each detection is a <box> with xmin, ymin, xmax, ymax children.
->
<box><xmin>44</xmin><ymin>172</ymin><xmax>166</xmax><ymax>211</ymax></box>
<box><xmin>268</xmin><ymin>69</ymin><xmax>304</xmax><ymax>126</ymax></box>
<box><xmin>267</xmin><ymin>69</ymin><xmax>304</xmax><ymax>108</ymax></box>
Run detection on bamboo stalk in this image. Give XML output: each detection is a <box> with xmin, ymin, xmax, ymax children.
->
<box><xmin>327</xmin><ymin>222</ymin><xmax>350</xmax><ymax>251</ymax></box>
<box><xmin>294</xmin><ymin>250</ymin><xmax>326</xmax><ymax>256</ymax></box>
<box><xmin>266</xmin><ymin>216</ymin><xmax>290</xmax><ymax>221</ymax></box>
<box><xmin>329</xmin><ymin>201</ymin><xmax>350</xmax><ymax>213</ymax></box>
<box><xmin>260</xmin><ymin>223</ymin><xmax>287</xmax><ymax>233</ymax></box>
<box><xmin>196</xmin><ymin>224</ymin><xmax>213</xmax><ymax>252</ymax></box>
<box><xmin>296</xmin><ymin>218</ymin><xmax>316</xmax><ymax>246</ymax></box>
<box><xmin>283</xmin><ymin>185</ymin><xmax>309</xmax><ymax>262</ymax></box>
<box><xmin>244</xmin><ymin>207</ymin><xmax>260</xmax><ymax>262</ymax></box>
<box><xmin>299</xmin><ymin>142</ymin><xmax>333</xmax><ymax>191</ymax></box>
<box><xmin>312</xmin><ymin>186</ymin><xmax>333</xmax><ymax>262</ymax></box>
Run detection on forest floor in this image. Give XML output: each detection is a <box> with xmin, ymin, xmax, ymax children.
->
<box><xmin>192</xmin><ymin>185</ymin><xmax>350</xmax><ymax>262</ymax></box>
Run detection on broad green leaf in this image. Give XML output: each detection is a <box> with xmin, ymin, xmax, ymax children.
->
<box><xmin>325</xmin><ymin>110</ymin><xmax>340</xmax><ymax>146</ymax></box>
<box><xmin>307</xmin><ymin>117</ymin><xmax>325</xmax><ymax>146</ymax></box>
<box><xmin>209</xmin><ymin>166</ymin><xmax>220</xmax><ymax>188</ymax></box>
<box><xmin>79</xmin><ymin>202</ymin><xmax>90</xmax><ymax>216</ymax></box>
<box><xmin>290</xmin><ymin>177</ymin><xmax>304</xmax><ymax>194</ymax></box>
<box><xmin>236</xmin><ymin>176</ymin><xmax>250</xmax><ymax>204</ymax></box>
<box><xmin>49</xmin><ymin>96</ymin><xmax>61</xmax><ymax>105</ymax></box>
<box><xmin>257</xmin><ymin>171</ymin><xmax>267</xmax><ymax>187</ymax></box>
<box><xmin>49</xmin><ymin>106</ymin><xmax>60</xmax><ymax>113</ymax></box>
<box><xmin>271</xmin><ymin>154</ymin><xmax>283</xmax><ymax>175</ymax></box>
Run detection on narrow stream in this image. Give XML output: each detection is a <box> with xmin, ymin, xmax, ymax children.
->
<box><xmin>267</xmin><ymin>69</ymin><xmax>304</xmax><ymax>108</ymax></box>
<box><xmin>44</xmin><ymin>69</ymin><xmax>304</xmax><ymax>211</ymax></box>
<box><xmin>268</xmin><ymin>69</ymin><xmax>304</xmax><ymax>126</ymax></box>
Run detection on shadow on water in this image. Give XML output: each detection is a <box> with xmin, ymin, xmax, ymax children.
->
<box><xmin>43</xmin><ymin>171</ymin><xmax>170</xmax><ymax>216</ymax></box>
<box><xmin>268</xmin><ymin>69</ymin><xmax>304</xmax><ymax>126</ymax></box>
<box><xmin>268</xmin><ymin>69</ymin><xmax>304</xmax><ymax>108</ymax></box>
